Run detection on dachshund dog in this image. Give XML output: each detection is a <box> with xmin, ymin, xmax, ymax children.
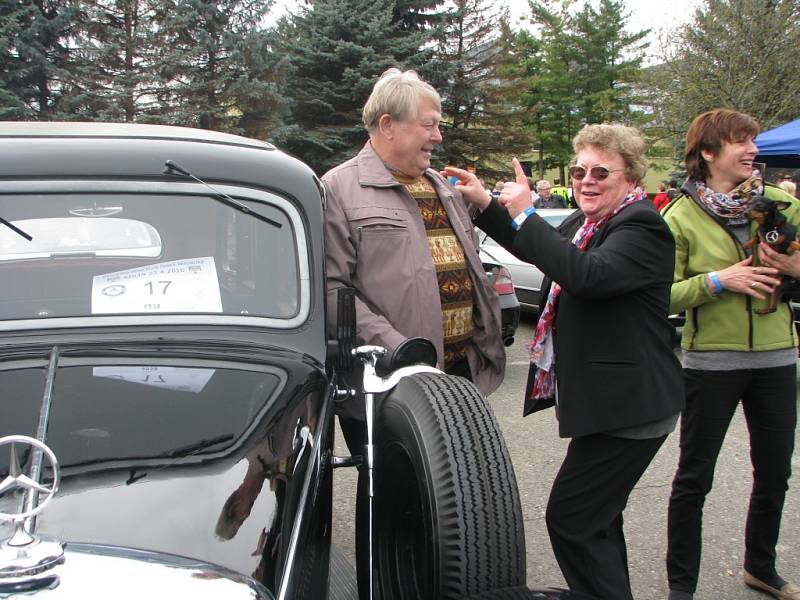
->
<box><xmin>744</xmin><ymin>195</ymin><xmax>800</xmax><ymax>314</ymax></box>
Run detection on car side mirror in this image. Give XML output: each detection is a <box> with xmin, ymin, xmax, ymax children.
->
<box><xmin>375</xmin><ymin>337</ymin><xmax>437</xmax><ymax>377</ymax></box>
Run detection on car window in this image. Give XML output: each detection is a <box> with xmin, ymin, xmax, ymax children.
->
<box><xmin>0</xmin><ymin>362</ymin><xmax>286</xmax><ymax>470</ymax></box>
<box><xmin>0</xmin><ymin>191</ymin><xmax>306</xmax><ymax>324</ymax></box>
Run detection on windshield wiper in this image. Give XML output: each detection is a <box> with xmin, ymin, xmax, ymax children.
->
<box><xmin>164</xmin><ymin>160</ymin><xmax>282</xmax><ymax>229</ymax></box>
<box><xmin>167</xmin><ymin>434</ymin><xmax>235</xmax><ymax>458</ymax></box>
<box><xmin>0</xmin><ymin>215</ymin><xmax>32</xmax><ymax>241</ymax></box>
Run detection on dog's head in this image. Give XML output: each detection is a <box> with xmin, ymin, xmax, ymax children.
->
<box><xmin>746</xmin><ymin>195</ymin><xmax>790</xmax><ymax>226</ymax></box>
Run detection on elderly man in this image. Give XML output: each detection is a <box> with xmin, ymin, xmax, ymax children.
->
<box><xmin>534</xmin><ymin>179</ymin><xmax>566</xmax><ymax>208</ymax></box>
<box><xmin>323</xmin><ymin>68</ymin><xmax>506</xmax><ymax>595</ymax></box>
<box><xmin>324</xmin><ymin>68</ymin><xmax>505</xmax><ymax>391</ymax></box>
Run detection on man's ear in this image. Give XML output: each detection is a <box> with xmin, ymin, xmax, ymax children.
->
<box><xmin>701</xmin><ymin>151</ymin><xmax>715</xmax><ymax>162</ymax></box>
<box><xmin>377</xmin><ymin>113</ymin><xmax>394</xmax><ymax>140</ymax></box>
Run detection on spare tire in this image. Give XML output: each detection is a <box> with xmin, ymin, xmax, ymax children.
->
<box><xmin>373</xmin><ymin>373</ymin><xmax>526</xmax><ymax>599</ymax></box>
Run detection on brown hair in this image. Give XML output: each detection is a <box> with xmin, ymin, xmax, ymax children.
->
<box><xmin>684</xmin><ymin>109</ymin><xmax>760</xmax><ymax>181</ymax></box>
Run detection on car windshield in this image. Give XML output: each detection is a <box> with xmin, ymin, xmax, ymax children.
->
<box><xmin>0</xmin><ymin>191</ymin><xmax>307</xmax><ymax>325</ymax></box>
<box><xmin>0</xmin><ymin>361</ymin><xmax>286</xmax><ymax>472</ymax></box>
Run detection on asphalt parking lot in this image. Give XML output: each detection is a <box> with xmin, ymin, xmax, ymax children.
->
<box><xmin>331</xmin><ymin>314</ymin><xmax>800</xmax><ymax>598</ymax></box>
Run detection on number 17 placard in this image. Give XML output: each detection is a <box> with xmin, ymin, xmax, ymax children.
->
<box><xmin>91</xmin><ymin>256</ymin><xmax>223</xmax><ymax>314</ymax></box>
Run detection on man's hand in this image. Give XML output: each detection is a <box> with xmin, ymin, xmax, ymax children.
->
<box><xmin>498</xmin><ymin>158</ymin><xmax>533</xmax><ymax>219</ymax></box>
<box><xmin>441</xmin><ymin>166</ymin><xmax>491</xmax><ymax>210</ymax></box>
<box><xmin>759</xmin><ymin>243</ymin><xmax>800</xmax><ymax>278</ymax></box>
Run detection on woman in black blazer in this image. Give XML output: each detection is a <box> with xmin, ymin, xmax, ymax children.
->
<box><xmin>444</xmin><ymin>123</ymin><xmax>684</xmax><ymax>600</ymax></box>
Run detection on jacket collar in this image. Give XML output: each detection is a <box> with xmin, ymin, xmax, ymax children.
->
<box><xmin>355</xmin><ymin>141</ymin><xmax>401</xmax><ymax>187</ymax></box>
<box><xmin>356</xmin><ymin>141</ymin><xmax>438</xmax><ymax>188</ymax></box>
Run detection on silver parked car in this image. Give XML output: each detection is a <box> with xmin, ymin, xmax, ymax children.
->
<box><xmin>478</xmin><ymin>208</ymin><xmax>575</xmax><ymax>315</ymax></box>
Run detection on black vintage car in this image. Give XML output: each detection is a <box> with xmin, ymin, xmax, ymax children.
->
<box><xmin>0</xmin><ymin>122</ymin><xmax>590</xmax><ymax>600</ymax></box>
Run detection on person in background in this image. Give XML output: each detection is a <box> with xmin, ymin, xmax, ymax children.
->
<box><xmin>527</xmin><ymin>176</ymin><xmax>540</xmax><ymax>204</ymax></box>
<box><xmin>653</xmin><ymin>182</ymin><xmax>670</xmax><ymax>211</ymax></box>
<box><xmin>534</xmin><ymin>179</ymin><xmax>566</xmax><ymax>208</ymax></box>
<box><xmin>666</xmin><ymin>179</ymin><xmax>680</xmax><ymax>201</ymax></box>
<box><xmin>662</xmin><ymin>108</ymin><xmax>799</xmax><ymax>600</ymax></box>
<box><xmin>323</xmin><ymin>68</ymin><xmax>506</xmax><ymax>599</ymax></box>
<box><xmin>779</xmin><ymin>179</ymin><xmax>796</xmax><ymax>198</ymax></box>
<box><xmin>493</xmin><ymin>180</ymin><xmax>506</xmax><ymax>200</ymax></box>
<box><xmin>550</xmin><ymin>179</ymin><xmax>571</xmax><ymax>207</ymax></box>
<box><xmin>444</xmin><ymin>122</ymin><xmax>683</xmax><ymax>600</ymax></box>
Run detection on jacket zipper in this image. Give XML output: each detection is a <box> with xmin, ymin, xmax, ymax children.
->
<box><xmin>720</xmin><ymin>224</ymin><xmax>754</xmax><ymax>350</ymax></box>
<box><xmin>688</xmin><ymin>200</ymin><xmax>754</xmax><ymax>350</ymax></box>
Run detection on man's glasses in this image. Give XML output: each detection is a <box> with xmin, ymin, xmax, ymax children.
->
<box><xmin>568</xmin><ymin>165</ymin><xmax>625</xmax><ymax>181</ymax></box>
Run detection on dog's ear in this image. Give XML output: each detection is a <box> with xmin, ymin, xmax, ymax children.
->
<box><xmin>748</xmin><ymin>195</ymin><xmax>771</xmax><ymax>210</ymax></box>
<box><xmin>775</xmin><ymin>200</ymin><xmax>791</xmax><ymax>211</ymax></box>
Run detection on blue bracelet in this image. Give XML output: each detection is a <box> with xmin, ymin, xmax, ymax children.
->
<box><xmin>511</xmin><ymin>206</ymin><xmax>537</xmax><ymax>231</ymax></box>
<box><xmin>707</xmin><ymin>271</ymin><xmax>724</xmax><ymax>295</ymax></box>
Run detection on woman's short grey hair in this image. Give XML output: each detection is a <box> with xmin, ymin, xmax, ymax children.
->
<box><xmin>362</xmin><ymin>68</ymin><xmax>441</xmax><ymax>131</ymax></box>
<box><xmin>573</xmin><ymin>123</ymin><xmax>647</xmax><ymax>184</ymax></box>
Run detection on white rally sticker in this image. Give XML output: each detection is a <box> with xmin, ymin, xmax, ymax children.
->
<box><xmin>92</xmin><ymin>366</ymin><xmax>215</xmax><ymax>393</ymax></box>
<box><xmin>91</xmin><ymin>257</ymin><xmax>223</xmax><ymax>314</ymax></box>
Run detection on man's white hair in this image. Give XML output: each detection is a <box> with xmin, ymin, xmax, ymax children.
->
<box><xmin>362</xmin><ymin>68</ymin><xmax>441</xmax><ymax>132</ymax></box>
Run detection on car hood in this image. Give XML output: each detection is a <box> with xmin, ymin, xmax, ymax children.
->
<box><xmin>0</xmin><ymin>340</ymin><xmax>327</xmax><ymax>580</ymax></box>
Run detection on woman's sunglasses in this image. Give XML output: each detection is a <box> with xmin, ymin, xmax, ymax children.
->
<box><xmin>568</xmin><ymin>165</ymin><xmax>625</xmax><ymax>181</ymax></box>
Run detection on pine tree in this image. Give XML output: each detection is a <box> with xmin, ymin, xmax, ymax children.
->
<box><xmin>514</xmin><ymin>0</ymin><xmax>649</xmax><ymax>180</ymax></box>
<box><xmin>0</xmin><ymin>0</ymin><xmax>33</xmax><ymax>118</ymax></box>
<box><xmin>0</xmin><ymin>0</ymin><xmax>81</xmax><ymax>120</ymax></box>
<box><xmin>514</xmin><ymin>1</ymin><xmax>578</xmax><ymax>180</ymax></box>
<box><xmin>392</xmin><ymin>0</ymin><xmax>444</xmax><ymax>31</ymax></box>
<box><xmin>571</xmin><ymin>0</ymin><xmax>648</xmax><ymax>124</ymax></box>
<box><xmin>69</xmin><ymin>0</ymin><xmax>161</xmax><ymax>121</ymax></box>
<box><xmin>149</xmin><ymin>0</ymin><xmax>279</xmax><ymax>134</ymax></box>
<box><xmin>271</xmin><ymin>0</ymin><xmax>431</xmax><ymax>175</ymax></box>
<box><xmin>432</xmin><ymin>0</ymin><xmax>532</xmax><ymax>180</ymax></box>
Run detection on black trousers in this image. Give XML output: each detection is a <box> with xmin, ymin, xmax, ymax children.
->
<box><xmin>667</xmin><ymin>365</ymin><xmax>797</xmax><ymax>593</ymax></box>
<box><xmin>546</xmin><ymin>433</ymin><xmax>666</xmax><ymax>600</ymax></box>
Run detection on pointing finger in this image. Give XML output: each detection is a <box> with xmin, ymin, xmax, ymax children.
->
<box><xmin>512</xmin><ymin>158</ymin><xmax>528</xmax><ymax>186</ymax></box>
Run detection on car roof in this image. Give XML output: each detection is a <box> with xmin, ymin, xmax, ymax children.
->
<box><xmin>0</xmin><ymin>122</ymin><xmax>322</xmax><ymax>216</ymax></box>
<box><xmin>0</xmin><ymin>121</ymin><xmax>274</xmax><ymax>150</ymax></box>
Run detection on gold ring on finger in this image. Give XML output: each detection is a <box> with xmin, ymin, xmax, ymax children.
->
<box><xmin>751</xmin><ymin>281</ymin><xmax>758</xmax><ymax>288</ymax></box>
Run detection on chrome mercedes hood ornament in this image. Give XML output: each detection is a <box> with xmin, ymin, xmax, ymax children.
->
<box><xmin>0</xmin><ymin>435</ymin><xmax>59</xmax><ymax>523</ymax></box>
<box><xmin>0</xmin><ymin>435</ymin><xmax>65</xmax><ymax>581</ymax></box>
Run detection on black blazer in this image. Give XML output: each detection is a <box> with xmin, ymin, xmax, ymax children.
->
<box><xmin>476</xmin><ymin>199</ymin><xmax>684</xmax><ymax>438</ymax></box>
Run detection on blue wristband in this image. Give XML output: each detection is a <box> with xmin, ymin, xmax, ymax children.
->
<box><xmin>707</xmin><ymin>271</ymin><xmax>723</xmax><ymax>295</ymax></box>
<box><xmin>511</xmin><ymin>206</ymin><xmax>536</xmax><ymax>231</ymax></box>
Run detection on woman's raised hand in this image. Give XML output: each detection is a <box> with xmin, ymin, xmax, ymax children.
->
<box><xmin>440</xmin><ymin>166</ymin><xmax>491</xmax><ymax>210</ymax></box>
<box><xmin>495</xmin><ymin>158</ymin><xmax>534</xmax><ymax>219</ymax></box>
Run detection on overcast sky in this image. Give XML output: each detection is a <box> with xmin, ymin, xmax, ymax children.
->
<box><xmin>506</xmin><ymin>0</ymin><xmax>702</xmax><ymax>63</ymax></box>
<box><xmin>269</xmin><ymin>0</ymin><xmax>704</xmax><ymax>62</ymax></box>
<box><xmin>508</xmin><ymin>0</ymin><xmax>702</xmax><ymax>31</ymax></box>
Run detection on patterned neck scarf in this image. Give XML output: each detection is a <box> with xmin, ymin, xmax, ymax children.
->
<box><xmin>528</xmin><ymin>187</ymin><xmax>649</xmax><ymax>400</ymax></box>
<box><xmin>692</xmin><ymin>171</ymin><xmax>763</xmax><ymax>226</ymax></box>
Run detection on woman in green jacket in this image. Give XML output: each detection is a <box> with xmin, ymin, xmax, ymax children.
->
<box><xmin>664</xmin><ymin>108</ymin><xmax>799</xmax><ymax>600</ymax></box>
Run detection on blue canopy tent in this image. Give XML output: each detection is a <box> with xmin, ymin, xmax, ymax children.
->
<box><xmin>756</xmin><ymin>117</ymin><xmax>800</xmax><ymax>169</ymax></box>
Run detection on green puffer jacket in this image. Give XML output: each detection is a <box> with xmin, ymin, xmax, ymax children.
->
<box><xmin>663</xmin><ymin>183</ymin><xmax>800</xmax><ymax>352</ymax></box>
